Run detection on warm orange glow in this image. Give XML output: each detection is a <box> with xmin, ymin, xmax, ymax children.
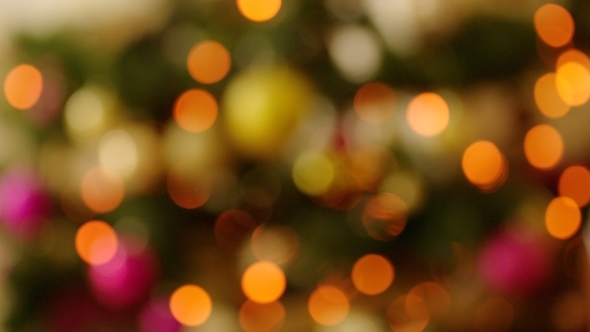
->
<box><xmin>173</xmin><ymin>89</ymin><xmax>218</xmax><ymax>133</ymax></box>
<box><xmin>523</xmin><ymin>124</ymin><xmax>563</xmax><ymax>170</ymax></box>
<box><xmin>169</xmin><ymin>284</ymin><xmax>212</xmax><ymax>326</ymax></box>
<box><xmin>362</xmin><ymin>193</ymin><xmax>408</xmax><ymax>241</ymax></box>
<box><xmin>545</xmin><ymin>196</ymin><xmax>581</xmax><ymax>240</ymax></box>
<box><xmin>251</xmin><ymin>225</ymin><xmax>299</xmax><ymax>265</ymax></box>
<box><xmin>308</xmin><ymin>285</ymin><xmax>349</xmax><ymax>326</ymax></box>
<box><xmin>353</xmin><ymin>82</ymin><xmax>396</xmax><ymax>124</ymax></box>
<box><xmin>237</xmin><ymin>0</ymin><xmax>282</xmax><ymax>22</ymax></box>
<box><xmin>349</xmin><ymin>145</ymin><xmax>392</xmax><ymax>192</ymax></box>
<box><xmin>461</xmin><ymin>140</ymin><xmax>507</xmax><ymax>190</ymax></box>
<box><xmin>187</xmin><ymin>41</ymin><xmax>231</xmax><ymax>84</ymax></box>
<box><xmin>408</xmin><ymin>282</ymin><xmax>451</xmax><ymax>321</ymax></box>
<box><xmin>239</xmin><ymin>300</ymin><xmax>285</xmax><ymax>332</ymax></box>
<box><xmin>241</xmin><ymin>261</ymin><xmax>286</xmax><ymax>303</ymax></box>
<box><xmin>3</xmin><ymin>64</ymin><xmax>43</xmax><ymax>110</ymax></box>
<box><xmin>351</xmin><ymin>254</ymin><xmax>394</xmax><ymax>295</ymax></box>
<box><xmin>555</xmin><ymin>61</ymin><xmax>590</xmax><ymax>107</ymax></box>
<box><xmin>473</xmin><ymin>296</ymin><xmax>514</xmax><ymax>332</ymax></box>
<box><xmin>557</xmin><ymin>49</ymin><xmax>590</xmax><ymax>72</ymax></box>
<box><xmin>214</xmin><ymin>209</ymin><xmax>257</xmax><ymax>255</ymax></box>
<box><xmin>80</xmin><ymin>166</ymin><xmax>125</xmax><ymax>213</ymax></box>
<box><xmin>387</xmin><ymin>294</ymin><xmax>430</xmax><ymax>332</ymax></box>
<box><xmin>534</xmin><ymin>73</ymin><xmax>570</xmax><ymax>118</ymax></box>
<box><xmin>558</xmin><ymin>165</ymin><xmax>590</xmax><ymax>207</ymax></box>
<box><xmin>75</xmin><ymin>220</ymin><xmax>118</xmax><ymax>265</ymax></box>
<box><xmin>167</xmin><ymin>165</ymin><xmax>212</xmax><ymax>209</ymax></box>
<box><xmin>534</xmin><ymin>4</ymin><xmax>574</xmax><ymax>48</ymax></box>
<box><xmin>406</xmin><ymin>92</ymin><xmax>449</xmax><ymax>137</ymax></box>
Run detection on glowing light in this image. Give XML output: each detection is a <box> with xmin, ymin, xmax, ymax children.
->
<box><xmin>353</xmin><ymin>82</ymin><xmax>396</xmax><ymax>124</ymax></box>
<box><xmin>408</xmin><ymin>282</ymin><xmax>451</xmax><ymax>321</ymax></box>
<box><xmin>362</xmin><ymin>193</ymin><xmax>408</xmax><ymax>241</ymax></box>
<box><xmin>558</xmin><ymin>165</ymin><xmax>590</xmax><ymax>207</ymax></box>
<box><xmin>80</xmin><ymin>166</ymin><xmax>125</xmax><ymax>213</ymax></box>
<box><xmin>167</xmin><ymin>165</ymin><xmax>212</xmax><ymax>209</ymax></box>
<box><xmin>3</xmin><ymin>64</ymin><xmax>43</xmax><ymax>110</ymax></box>
<box><xmin>308</xmin><ymin>285</ymin><xmax>349</xmax><ymax>326</ymax></box>
<box><xmin>557</xmin><ymin>49</ymin><xmax>590</xmax><ymax>72</ymax></box>
<box><xmin>292</xmin><ymin>150</ymin><xmax>335</xmax><ymax>196</ymax></box>
<box><xmin>75</xmin><ymin>220</ymin><xmax>118</xmax><ymax>265</ymax></box>
<box><xmin>406</xmin><ymin>92</ymin><xmax>449</xmax><ymax>137</ymax></box>
<box><xmin>461</xmin><ymin>140</ymin><xmax>507</xmax><ymax>190</ymax></box>
<box><xmin>169</xmin><ymin>284</ymin><xmax>212</xmax><ymax>326</ymax></box>
<box><xmin>534</xmin><ymin>4</ymin><xmax>574</xmax><ymax>48</ymax></box>
<box><xmin>173</xmin><ymin>89</ymin><xmax>218</xmax><ymax>133</ymax></box>
<box><xmin>239</xmin><ymin>300</ymin><xmax>285</xmax><ymax>332</ymax></box>
<box><xmin>187</xmin><ymin>41</ymin><xmax>231</xmax><ymax>84</ymax></box>
<box><xmin>534</xmin><ymin>73</ymin><xmax>570</xmax><ymax>118</ymax></box>
<box><xmin>241</xmin><ymin>261</ymin><xmax>286</xmax><ymax>303</ymax></box>
<box><xmin>251</xmin><ymin>225</ymin><xmax>299</xmax><ymax>265</ymax></box>
<box><xmin>473</xmin><ymin>296</ymin><xmax>514</xmax><ymax>332</ymax></box>
<box><xmin>545</xmin><ymin>196</ymin><xmax>581</xmax><ymax>240</ymax></box>
<box><xmin>237</xmin><ymin>0</ymin><xmax>282</xmax><ymax>22</ymax></box>
<box><xmin>328</xmin><ymin>25</ymin><xmax>382</xmax><ymax>83</ymax></box>
<box><xmin>99</xmin><ymin>130</ymin><xmax>138</xmax><ymax>176</ymax></box>
<box><xmin>555</xmin><ymin>61</ymin><xmax>590</xmax><ymax>107</ymax></box>
<box><xmin>387</xmin><ymin>294</ymin><xmax>430</xmax><ymax>332</ymax></box>
<box><xmin>214</xmin><ymin>209</ymin><xmax>257</xmax><ymax>255</ymax></box>
<box><xmin>380</xmin><ymin>172</ymin><xmax>423</xmax><ymax>212</ymax></box>
<box><xmin>351</xmin><ymin>254</ymin><xmax>394</xmax><ymax>295</ymax></box>
<box><xmin>64</xmin><ymin>86</ymin><xmax>114</xmax><ymax>140</ymax></box>
<box><xmin>523</xmin><ymin>124</ymin><xmax>563</xmax><ymax>170</ymax></box>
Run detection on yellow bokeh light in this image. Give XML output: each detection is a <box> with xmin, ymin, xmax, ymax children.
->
<box><xmin>98</xmin><ymin>130</ymin><xmax>138</xmax><ymax>177</ymax></box>
<box><xmin>292</xmin><ymin>150</ymin><xmax>335</xmax><ymax>196</ymax></box>
<box><xmin>187</xmin><ymin>41</ymin><xmax>231</xmax><ymax>84</ymax></box>
<box><xmin>523</xmin><ymin>124</ymin><xmax>563</xmax><ymax>170</ymax></box>
<box><xmin>534</xmin><ymin>4</ymin><xmax>574</xmax><ymax>48</ymax></box>
<box><xmin>555</xmin><ymin>61</ymin><xmax>590</xmax><ymax>107</ymax></box>
<box><xmin>461</xmin><ymin>140</ymin><xmax>507</xmax><ymax>190</ymax></box>
<box><xmin>406</xmin><ymin>92</ymin><xmax>449</xmax><ymax>137</ymax></box>
<box><xmin>173</xmin><ymin>89</ymin><xmax>218</xmax><ymax>133</ymax></box>
<box><xmin>545</xmin><ymin>196</ymin><xmax>581</xmax><ymax>240</ymax></box>
<box><xmin>557</xmin><ymin>49</ymin><xmax>590</xmax><ymax>72</ymax></box>
<box><xmin>308</xmin><ymin>285</ymin><xmax>349</xmax><ymax>326</ymax></box>
<box><xmin>353</xmin><ymin>82</ymin><xmax>396</xmax><ymax>124</ymax></box>
<box><xmin>408</xmin><ymin>282</ymin><xmax>451</xmax><ymax>321</ymax></box>
<box><xmin>75</xmin><ymin>220</ymin><xmax>118</xmax><ymax>265</ymax></box>
<box><xmin>387</xmin><ymin>294</ymin><xmax>430</xmax><ymax>332</ymax></box>
<box><xmin>237</xmin><ymin>0</ymin><xmax>282</xmax><ymax>22</ymax></box>
<box><xmin>239</xmin><ymin>300</ymin><xmax>285</xmax><ymax>332</ymax></box>
<box><xmin>351</xmin><ymin>254</ymin><xmax>394</xmax><ymax>295</ymax></box>
<box><xmin>64</xmin><ymin>85</ymin><xmax>115</xmax><ymax>140</ymax></box>
<box><xmin>169</xmin><ymin>284</ymin><xmax>212</xmax><ymax>327</ymax></box>
<box><xmin>534</xmin><ymin>73</ymin><xmax>570</xmax><ymax>118</ymax></box>
<box><xmin>80</xmin><ymin>166</ymin><xmax>125</xmax><ymax>213</ymax></box>
<box><xmin>558</xmin><ymin>165</ymin><xmax>590</xmax><ymax>207</ymax></box>
<box><xmin>3</xmin><ymin>64</ymin><xmax>43</xmax><ymax>110</ymax></box>
<box><xmin>241</xmin><ymin>261</ymin><xmax>286</xmax><ymax>304</ymax></box>
<box><xmin>362</xmin><ymin>193</ymin><xmax>408</xmax><ymax>241</ymax></box>
<box><xmin>167</xmin><ymin>165</ymin><xmax>212</xmax><ymax>209</ymax></box>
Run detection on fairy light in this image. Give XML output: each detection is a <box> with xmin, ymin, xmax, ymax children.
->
<box><xmin>558</xmin><ymin>165</ymin><xmax>590</xmax><ymax>207</ymax></box>
<box><xmin>545</xmin><ymin>196</ymin><xmax>581</xmax><ymax>240</ymax></box>
<box><xmin>461</xmin><ymin>140</ymin><xmax>507</xmax><ymax>191</ymax></box>
<box><xmin>406</xmin><ymin>92</ymin><xmax>450</xmax><ymax>137</ymax></box>
<box><xmin>351</xmin><ymin>254</ymin><xmax>394</xmax><ymax>295</ymax></box>
<box><xmin>80</xmin><ymin>166</ymin><xmax>125</xmax><ymax>213</ymax></box>
<box><xmin>186</xmin><ymin>41</ymin><xmax>231</xmax><ymax>84</ymax></box>
<box><xmin>3</xmin><ymin>64</ymin><xmax>43</xmax><ymax>110</ymax></box>
<box><xmin>523</xmin><ymin>124</ymin><xmax>563</xmax><ymax>170</ymax></box>
<box><xmin>169</xmin><ymin>284</ymin><xmax>212</xmax><ymax>326</ymax></box>
<box><xmin>241</xmin><ymin>261</ymin><xmax>286</xmax><ymax>303</ymax></box>
<box><xmin>534</xmin><ymin>4</ymin><xmax>574</xmax><ymax>48</ymax></box>
<box><xmin>173</xmin><ymin>89</ymin><xmax>218</xmax><ymax>133</ymax></box>
<box><xmin>237</xmin><ymin>0</ymin><xmax>282</xmax><ymax>22</ymax></box>
<box><xmin>75</xmin><ymin>220</ymin><xmax>118</xmax><ymax>265</ymax></box>
<box><xmin>308</xmin><ymin>285</ymin><xmax>349</xmax><ymax>326</ymax></box>
<box><xmin>534</xmin><ymin>73</ymin><xmax>570</xmax><ymax>118</ymax></box>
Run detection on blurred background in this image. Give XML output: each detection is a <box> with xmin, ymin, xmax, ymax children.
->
<box><xmin>0</xmin><ymin>0</ymin><xmax>588</xmax><ymax>331</ymax></box>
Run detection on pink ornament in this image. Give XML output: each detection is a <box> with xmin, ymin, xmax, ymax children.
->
<box><xmin>478</xmin><ymin>226</ymin><xmax>553</xmax><ymax>297</ymax></box>
<box><xmin>138</xmin><ymin>297</ymin><xmax>181</xmax><ymax>332</ymax></box>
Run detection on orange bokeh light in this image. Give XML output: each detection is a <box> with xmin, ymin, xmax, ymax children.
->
<box><xmin>558</xmin><ymin>165</ymin><xmax>590</xmax><ymax>207</ymax></box>
<box><xmin>545</xmin><ymin>196</ymin><xmax>581</xmax><ymax>240</ymax></box>
<box><xmin>241</xmin><ymin>261</ymin><xmax>286</xmax><ymax>303</ymax></box>
<box><xmin>80</xmin><ymin>166</ymin><xmax>125</xmax><ymax>213</ymax></box>
<box><xmin>534</xmin><ymin>4</ymin><xmax>574</xmax><ymax>48</ymax></box>
<box><xmin>187</xmin><ymin>40</ymin><xmax>231</xmax><ymax>84</ymax></box>
<box><xmin>557</xmin><ymin>49</ymin><xmax>590</xmax><ymax>71</ymax></box>
<box><xmin>387</xmin><ymin>294</ymin><xmax>430</xmax><ymax>332</ymax></box>
<box><xmin>353</xmin><ymin>82</ymin><xmax>396</xmax><ymax>124</ymax></box>
<box><xmin>237</xmin><ymin>0</ymin><xmax>282</xmax><ymax>22</ymax></box>
<box><xmin>169</xmin><ymin>284</ymin><xmax>212</xmax><ymax>326</ymax></box>
<box><xmin>351</xmin><ymin>254</ymin><xmax>394</xmax><ymax>295</ymax></box>
<box><xmin>75</xmin><ymin>220</ymin><xmax>118</xmax><ymax>265</ymax></box>
<box><xmin>3</xmin><ymin>64</ymin><xmax>43</xmax><ymax>110</ymax></box>
<box><xmin>408</xmin><ymin>282</ymin><xmax>451</xmax><ymax>321</ymax></box>
<box><xmin>173</xmin><ymin>89</ymin><xmax>218</xmax><ymax>133</ymax></box>
<box><xmin>239</xmin><ymin>300</ymin><xmax>285</xmax><ymax>332</ymax></box>
<box><xmin>534</xmin><ymin>73</ymin><xmax>570</xmax><ymax>118</ymax></box>
<box><xmin>251</xmin><ymin>225</ymin><xmax>299</xmax><ymax>265</ymax></box>
<box><xmin>167</xmin><ymin>165</ymin><xmax>212</xmax><ymax>209</ymax></box>
<box><xmin>555</xmin><ymin>61</ymin><xmax>590</xmax><ymax>107</ymax></box>
<box><xmin>523</xmin><ymin>124</ymin><xmax>563</xmax><ymax>170</ymax></box>
<box><xmin>406</xmin><ymin>92</ymin><xmax>449</xmax><ymax>137</ymax></box>
<box><xmin>461</xmin><ymin>140</ymin><xmax>507</xmax><ymax>190</ymax></box>
<box><xmin>308</xmin><ymin>285</ymin><xmax>349</xmax><ymax>326</ymax></box>
<box><xmin>362</xmin><ymin>193</ymin><xmax>408</xmax><ymax>241</ymax></box>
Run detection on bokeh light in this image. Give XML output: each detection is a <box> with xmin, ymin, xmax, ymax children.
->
<box><xmin>555</xmin><ymin>61</ymin><xmax>590</xmax><ymax>107</ymax></box>
<box><xmin>328</xmin><ymin>25</ymin><xmax>382</xmax><ymax>83</ymax></box>
<box><xmin>407</xmin><ymin>282</ymin><xmax>451</xmax><ymax>321</ymax></box>
<box><xmin>353</xmin><ymin>82</ymin><xmax>396</xmax><ymax>124</ymax></box>
<box><xmin>214</xmin><ymin>209</ymin><xmax>257</xmax><ymax>255</ymax></box>
<box><xmin>387</xmin><ymin>294</ymin><xmax>430</xmax><ymax>332</ymax></box>
<box><xmin>349</xmin><ymin>144</ymin><xmax>393</xmax><ymax>192</ymax></box>
<box><xmin>169</xmin><ymin>284</ymin><xmax>212</xmax><ymax>327</ymax></box>
<box><xmin>406</xmin><ymin>92</ymin><xmax>449</xmax><ymax>137</ymax></box>
<box><xmin>473</xmin><ymin>296</ymin><xmax>514</xmax><ymax>332</ymax></box>
<box><xmin>80</xmin><ymin>166</ymin><xmax>125</xmax><ymax>213</ymax></box>
<box><xmin>239</xmin><ymin>300</ymin><xmax>285</xmax><ymax>332</ymax></box>
<box><xmin>308</xmin><ymin>285</ymin><xmax>349</xmax><ymax>326</ymax></box>
<box><xmin>545</xmin><ymin>196</ymin><xmax>581</xmax><ymax>240</ymax></box>
<box><xmin>187</xmin><ymin>41</ymin><xmax>231</xmax><ymax>84</ymax></box>
<box><xmin>241</xmin><ymin>261</ymin><xmax>286</xmax><ymax>303</ymax></box>
<box><xmin>292</xmin><ymin>150</ymin><xmax>335</xmax><ymax>196</ymax></box>
<box><xmin>351</xmin><ymin>254</ymin><xmax>394</xmax><ymax>295</ymax></box>
<box><xmin>167</xmin><ymin>165</ymin><xmax>212</xmax><ymax>209</ymax></box>
<box><xmin>75</xmin><ymin>220</ymin><xmax>118</xmax><ymax>265</ymax></box>
<box><xmin>361</xmin><ymin>193</ymin><xmax>408</xmax><ymax>241</ymax></box>
<box><xmin>237</xmin><ymin>0</ymin><xmax>282</xmax><ymax>22</ymax></box>
<box><xmin>64</xmin><ymin>85</ymin><xmax>115</xmax><ymax>140</ymax></box>
<box><xmin>523</xmin><ymin>124</ymin><xmax>563</xmax><ymax>170</ymax></box>
<box><xmin>251</xmin><ymin>225</ymin><xmax>299</xmax><ymax>265</ymax></box>
<box><xmin>556</xmin><ymin>49</ymin><xmax>590</xmax><ymax>72</ymax></box>
<box><xmin>99</xmin><ymin>129</ymin><xmax>138</xmax><ymax>177</ymax></box>
<box><xmin>173</xmin><ymin>89</ymin><xmax>218</xmax><ymax>133</ymax></box>
<box><xmin>558</xmin><ymin>165</ymin><xmax>590</xmax><ymax>207</ymax></box>
<box><xmin>461</xmin><ymin>140</ymin><xmax>507</xmax><ymax>190</ymax></box>
<box><xmin>3</xmin><ymin>64</ymin><xmax>43</xmax><ymax>110</ymax></box>
<box><xmin>534</xmin><ymin>4</ymin><xmax>574</xmax><ymax>48</ymax></box>
<box><xmin>534</xmin><ymin>73</ymin><xmax>570</xmax><ymax>118</ymax></box>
